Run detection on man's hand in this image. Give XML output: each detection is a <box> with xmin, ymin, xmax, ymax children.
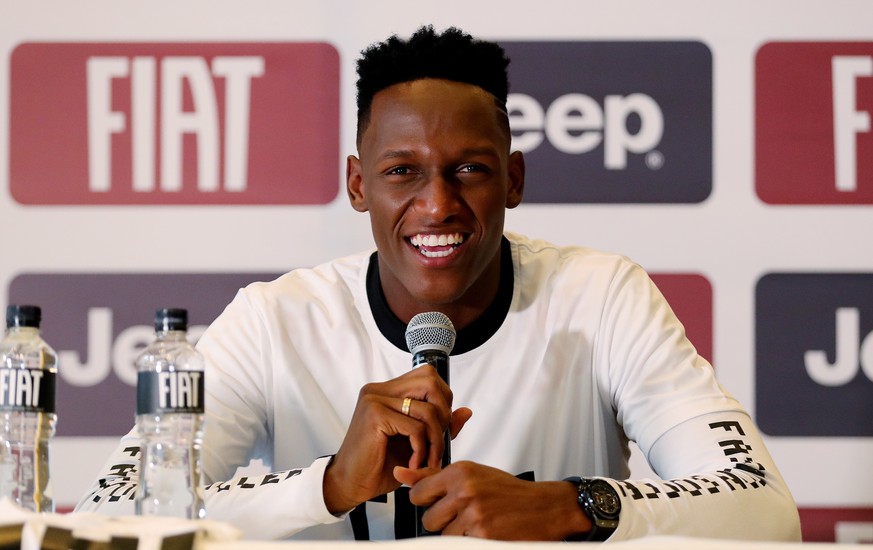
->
<box><xmin>394</xmin><ymin>461</ymin><xmax>592</xmax><ymax>540</ymax></box>
<box><xmin>323</xmin><ymin>365</ymin><xmax>472</xmax><ymax>514</ymax></box>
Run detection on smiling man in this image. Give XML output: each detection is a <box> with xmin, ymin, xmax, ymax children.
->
<box><xmin>78</xmin><ymin>26</ymin><xmax>801</xmax><ymax>543</ymax></box>
<box><xmin>347</xmin><ymin>76</ymin><xmax>524</xmax><ymax>330</ymax></box>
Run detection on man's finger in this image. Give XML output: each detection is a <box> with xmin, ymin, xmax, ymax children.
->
<box><xmin>450</xmin><ymin>407</ymin><xmax>473</xmax><ymax>439</ymax></box>
<box><xmin>393</xmin><ymin>465</ymin><xmax>437</xmax><ymax>487</ymax></box>
<box><xmin>394</xmin><ymin>396</ymin><xmax>447</xmax><ymax>468</ymax></box>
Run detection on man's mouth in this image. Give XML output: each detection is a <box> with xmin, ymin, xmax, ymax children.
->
<box><xmin>408</xmin><ymin>233</ymin><xmax>466</xmax><ymax>258</ymax></box>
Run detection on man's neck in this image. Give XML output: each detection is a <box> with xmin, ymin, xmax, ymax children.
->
<box><xmin>366</xmin><ymin>237</ymin><xmax>514</xmax><ymax>355</ymax></box>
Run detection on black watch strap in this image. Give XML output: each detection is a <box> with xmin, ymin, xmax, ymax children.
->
<box><xmin>563</xmin><ymin>476</ymin><xmax>621</xmax><ymax>542</ymax></box>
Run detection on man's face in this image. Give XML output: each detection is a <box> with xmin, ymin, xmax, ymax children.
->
<box><xmin>347</xmin><ymin>78</ymin><xmax>524</xmax><ymax>324</ymax></box>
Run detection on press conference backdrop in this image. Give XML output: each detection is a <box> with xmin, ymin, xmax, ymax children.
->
<box><xmin>1</xmin><ymin>0</ymin><xmax>871</xmax><ymax>543</ymax></box>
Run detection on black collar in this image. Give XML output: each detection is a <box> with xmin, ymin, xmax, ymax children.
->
<box><xmin>366</xmin><ymin>237</ymin><xmax>514</xmax><ymax>355</ymax></box>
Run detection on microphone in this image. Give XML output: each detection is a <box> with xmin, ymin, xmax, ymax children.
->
<box><xmin>405</xmin><ymin>311</ymin><xmax>456</xmax><ymax>399</ymax></box>
<box><xmin>405</xmin><ymin>312</ymin><xmax>456</xmax><ymax>467</ymax></box>
<box><xmin>405</xmin><ymin>312</ymin><xmax>456</xmax><ymax>537</ymax></box>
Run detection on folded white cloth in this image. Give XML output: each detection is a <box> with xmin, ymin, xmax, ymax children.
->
<box><xmin>0</xmin><ymin>498</ymin><xmax>241</xmax><ymax>550</ymax></box>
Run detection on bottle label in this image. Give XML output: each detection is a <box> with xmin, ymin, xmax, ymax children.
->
<box><xmin>137</xmin><ymin>370</ymin><xmax>205</xmax><ymax>414</ymax></box>
<box><xmin>0</xmin><ymin>367</ymin><xmax>56</xmax><ymax>413</ymax></box>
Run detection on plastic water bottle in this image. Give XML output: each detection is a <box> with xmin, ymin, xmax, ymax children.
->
<box><xmin>0</xmin><ymin>304</ymin><xmax>58</xmax><ymax>512</ymax></box>
<box><xmin>135</xmin><ymin>308</ymin><xmax>206</xmax><ymax>519</ymax></box>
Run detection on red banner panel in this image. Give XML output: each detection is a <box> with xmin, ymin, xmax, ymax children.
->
<box><xmin>799</xmin><ymin>507</ymin><xmax>873</xmax><ymax>543</ymax></box>
<box><xmin>10</xmin><ymin>43</ymin><xmax>340</xmax><ymax>205</ymax></box>
<box><xmin>756</xmin><ymin>42</ymin><xmax>873</xmax><ymax>204</ymax></box>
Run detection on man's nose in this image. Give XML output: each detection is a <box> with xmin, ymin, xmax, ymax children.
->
<box><xmin>416</xmin><ymin>175</ymin><xmax>462</xmax><ymax>221</ymax></box>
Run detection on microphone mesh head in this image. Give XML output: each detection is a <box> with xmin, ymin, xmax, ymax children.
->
<box><xmin>405</xmin><ymin>311</ymin><xmax>457</xmax><ymax>355</ymax></box>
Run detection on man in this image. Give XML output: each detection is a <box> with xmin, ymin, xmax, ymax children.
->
<box><xmin>78</xmin><ymin>26</ymin><xmax>801</xmax><ymax>542</ymax></box>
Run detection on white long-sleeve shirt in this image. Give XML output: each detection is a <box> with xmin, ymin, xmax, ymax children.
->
<box><xmin>76</xmin><ymin>233</ymin><xmax>801</xmax><ymax>542</ymax></box>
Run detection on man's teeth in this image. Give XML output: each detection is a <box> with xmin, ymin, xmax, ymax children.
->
<box><xmin>410</xmin><ymin>233</ymin><xmax>464</xmax><ymax>247</ymax></box>
<box><xmin>409</xmin><ymin>233</ymin><xmax>464</xmax><ymax>257</ymax></box>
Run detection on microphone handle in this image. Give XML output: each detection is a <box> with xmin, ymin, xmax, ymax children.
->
<box><xmin>412</xmin><ymin>349</ymin><xmax>449</xmax><ymax>380</ymax></box>
<box><xmin>412</xmin><ymin>350</ymin><xmax>450</xmax><ymax>536</ymax></box>
<box><xmin>412</xmin><ymin>350</ymin><xmax>450</xmax><ymax>466</ymax></box>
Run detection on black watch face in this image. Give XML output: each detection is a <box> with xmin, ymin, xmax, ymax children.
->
<box><xmin>591</xmin><ymin>481</ymin><xmax>621</xmax><ymax>518</ymax></box>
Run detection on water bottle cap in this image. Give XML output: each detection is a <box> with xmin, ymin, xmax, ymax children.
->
<box><xmin>6</xmin><ymin>305</ymin><xmax>41</xmax><ymax>329</ymax></box>
<box><xmin>154</xmin><ymin>308</ymin><xmax>188</xmax><ymax>332</ymax></box>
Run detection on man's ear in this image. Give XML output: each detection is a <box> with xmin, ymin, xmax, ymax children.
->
<box><xmin>346</xmin><ymin>155</ymin><xmax>368</xmax><ymax>212</ymax></box>
<box><xmin>506</xmin><ymin>151</ymin><xmax>525</xmax><ymax>209</ymax></box>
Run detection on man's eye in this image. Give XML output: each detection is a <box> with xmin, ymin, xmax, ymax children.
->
<box><xmin>459</xmin><ymin>164</ymin><xmax>485</xmax><ymax>173</ymax></box>
<box><xmin>387</xmin><ymin>166</ymin><xmax>410</xmax><ymax>175</ymax></box>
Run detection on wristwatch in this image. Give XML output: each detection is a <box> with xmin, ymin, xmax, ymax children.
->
<box><xmin>564</xmin><ymin>476</ymin><xmax>621</xmax><ymax>541</ymax></box>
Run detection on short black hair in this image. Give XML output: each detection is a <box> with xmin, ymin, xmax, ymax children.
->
<box><xmin>355</xmin><ymin>25</ymin><xmax>511</xmax><ymax>145</ymax></box>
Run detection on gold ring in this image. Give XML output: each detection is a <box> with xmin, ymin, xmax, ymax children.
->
<box><xmin>401</xmin><ymin>397</ymin><xmax>413</xmax><ymax>416</ymax></box>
